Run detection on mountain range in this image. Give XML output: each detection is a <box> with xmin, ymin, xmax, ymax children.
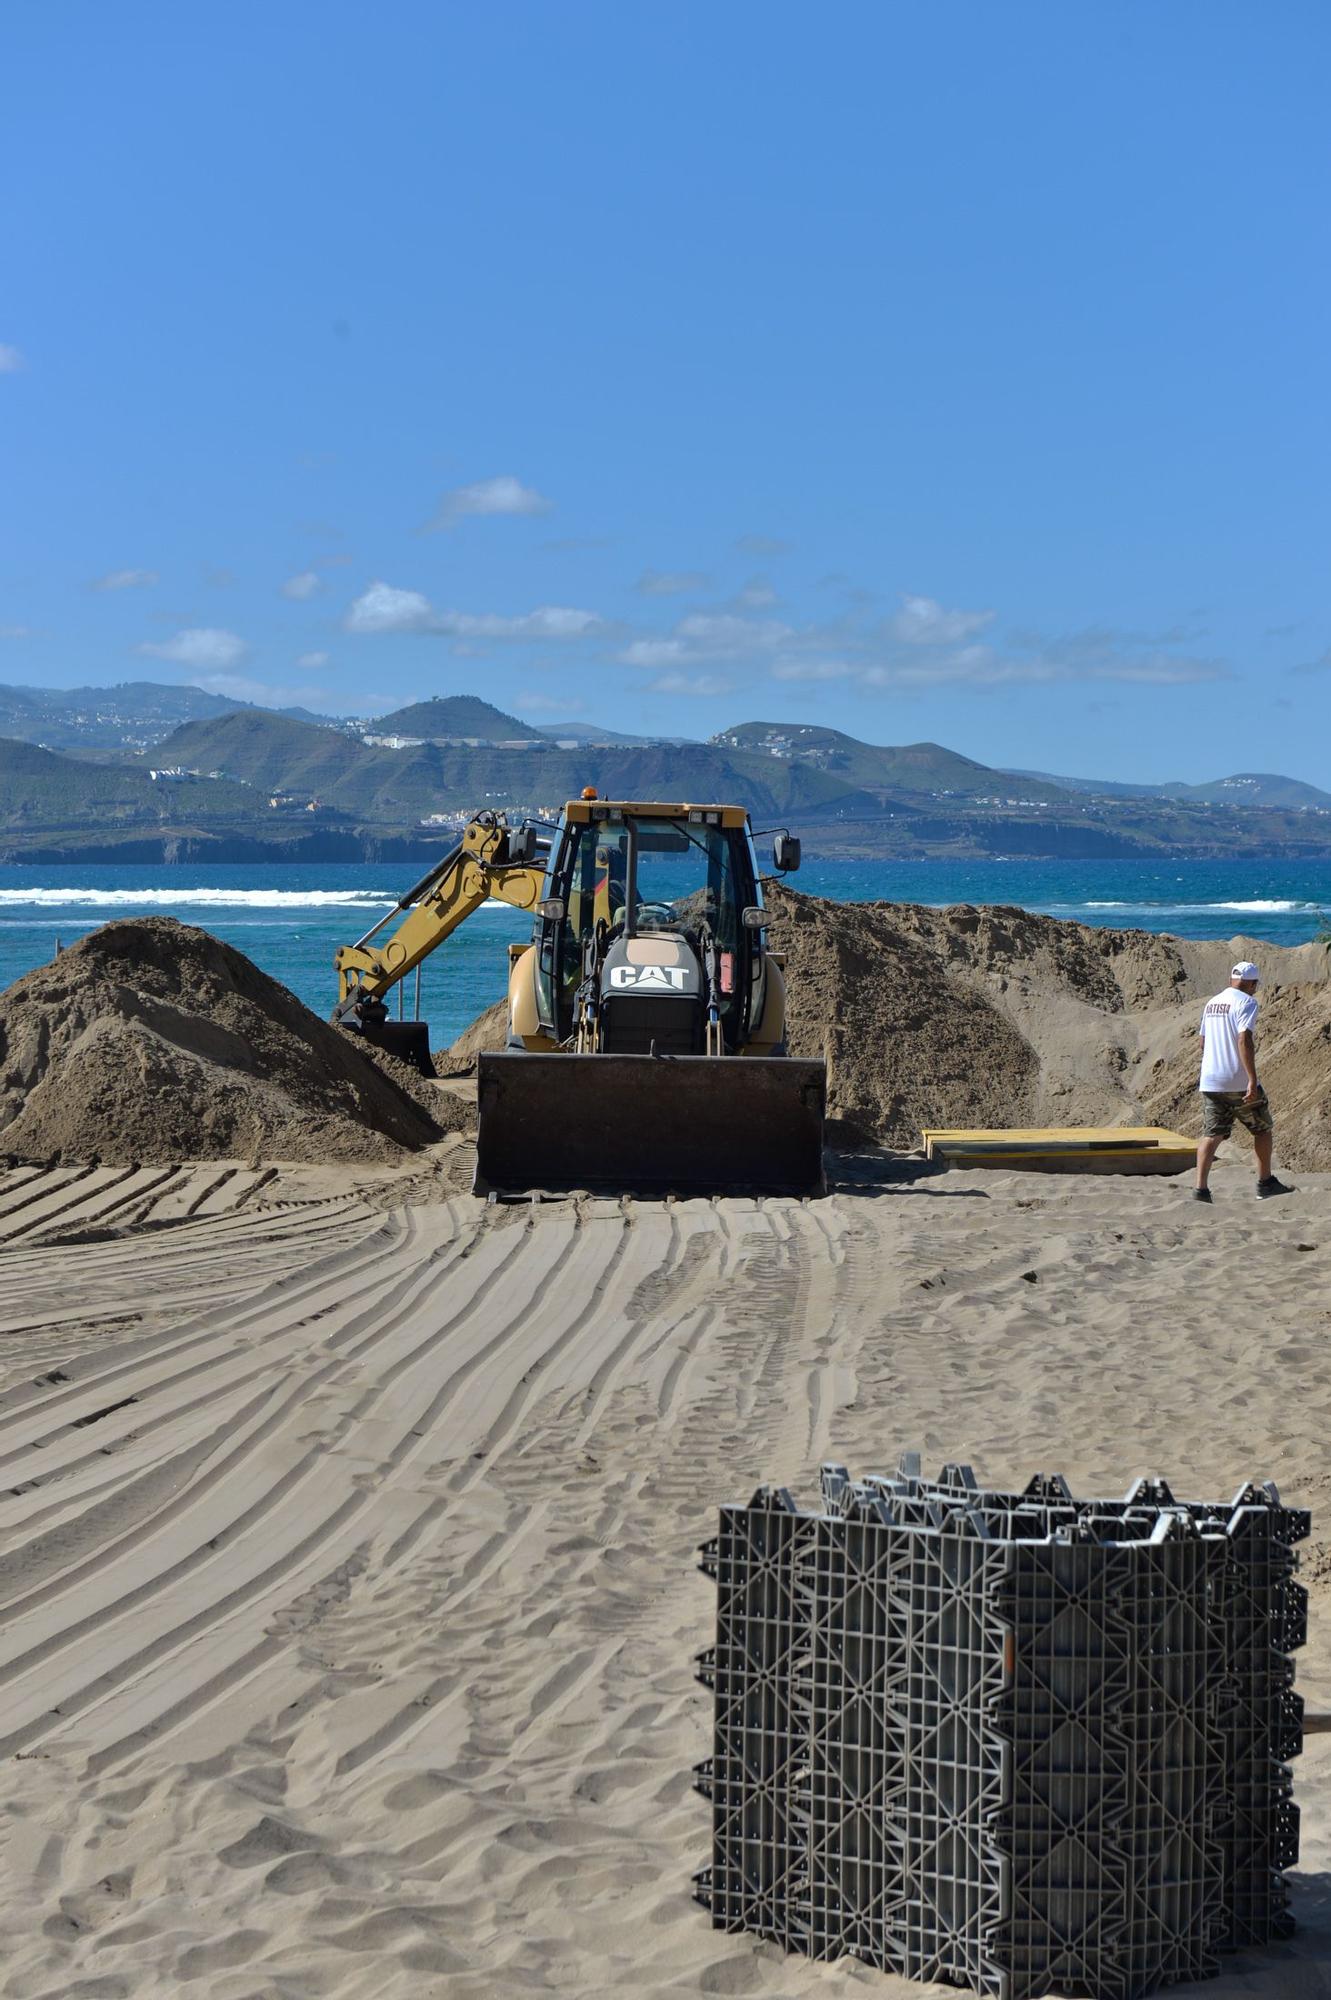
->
<box><xmin>0</xmin><ymin>683</ymin><xmax>678</xmax><ymax>758</ymax></box>
<box><xmin>0</xmin><ymin>681</ymin><xmax>1328</xmax><ymax>863</ymax></box>
<box><xmin>1005</xmin><ymin>766</ymin><xmax>1331</xmax><ymax>811</ymax></box>
<box><xmin>0</xmin><ymin>680</ymin><xmax>329</xmax><ymax>754</ymax></box>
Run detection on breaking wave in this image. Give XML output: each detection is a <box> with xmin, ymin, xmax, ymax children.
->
<box><xmin>0</xmin><ymin>888</ymin><xmax>398</xmax><ymax>909</ymax></box>
<box><xmin>1079</xmin><ymin>899</ymin><xmax>1317</xmax><ymax>915</ymax></box>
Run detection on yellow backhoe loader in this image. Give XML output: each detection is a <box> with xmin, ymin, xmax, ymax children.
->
<box><xmin>332</xmin><ymin>794</ymin><xmax>825</xmax><ymax>1197</ymax></box>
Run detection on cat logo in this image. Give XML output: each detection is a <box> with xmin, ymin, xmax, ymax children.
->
<box><xmin>608</xmin><ymin>964</ymin><xmax>688</xmax><ymax>991</ymax></box>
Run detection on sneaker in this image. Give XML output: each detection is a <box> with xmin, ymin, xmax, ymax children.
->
<box><xmin>1192</xmin><ymin>1187</ymin><xmax>1213</xmax><ymax>1204</ymax></box>
<box><xmin>1256</xmin><ymin>1177</ymin><xmax>1294</xmax><ymax>1199</ymax></box>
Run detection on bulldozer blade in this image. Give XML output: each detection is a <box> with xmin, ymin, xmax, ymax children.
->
<box><xmin>475</xmin><ymin>1052</ymin><xmax>826</xmax><ymax>1198</ymax></box>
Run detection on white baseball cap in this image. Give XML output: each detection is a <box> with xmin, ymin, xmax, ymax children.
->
<box><xmin>1231</xmin><ymin>960</ymin><xmax>1260</xmax><ymax>983</ymax></box>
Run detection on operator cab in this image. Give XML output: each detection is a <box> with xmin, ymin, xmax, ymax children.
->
<box><xmin>532</xmin><ymin>801</ymin><xmax>790</xmax><ymax>1053</ymax></box>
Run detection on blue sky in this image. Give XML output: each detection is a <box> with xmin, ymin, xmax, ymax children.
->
<box><xmin>2</xmin><ymin>1</ymin><xmax>1328</xmax><ymax>782</ymax></box>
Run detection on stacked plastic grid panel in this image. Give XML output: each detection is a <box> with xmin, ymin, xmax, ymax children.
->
<box><xmin>693</xmin><ymin>1456</ymin><xmax>1307</xmax><ymax>2000</ymax></box>
<box><xmin>693</xmin><ymin>1488</ymin><xmax>813</xmax><ymax>1952</ymax></box>
<box><xmin>877</xmin><ymin>1459</ymin><xmax>1310</xmax><ymax>1959</ymax></box>
<box><xmin>798</xmin><ymin>1488</ymin><xmax>1011</xmax><ymax>1991</ymax></box>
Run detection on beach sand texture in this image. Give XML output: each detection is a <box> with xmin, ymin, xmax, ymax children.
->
<box><xmin>0</xmin><ymin>1150</ymin><xmax>1328</xmax><ymax>1998</ymax></box>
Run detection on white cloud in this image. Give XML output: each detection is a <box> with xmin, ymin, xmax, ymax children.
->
<box><xmin>0</xmin><ymin>624</ymin><xmax>36</xmax><ymax>640</ymax></box>
<box><xmin>427</xmin><ymin>474</ymin><xmax>553</xmax><ymax>530</ymax></box>
<box><xmin>297</xmin><ymin>650</ymin><xmax>330</xmax><ymax>669</ymax></box>
<box><xmin>853</xmin><ymin>641</ymin><xmax>1225</xmax><ymax>690</ymax></box>
<box><xmin>621</xmin><ymin>638</ymin><xmax>688</xmax><ymax>669</ymax></box>
<box><xmin>888</xmin><ymin>594</ymin><xmax>997</xmax><ymax>645</ymax></box>
<box><xmin>345</xmin><ymin>583</ymin><xmax>436</xmax><ymax>633</ymax></box>
<box><xmin>732</xmin><ymin>575</ymin><xmax>777</xmax><ymax>609</ymax></box>
<box><xmin>622</xmin><ymin>613</ymin><xmax>794</xmax><ymax>670</ymax></box>
<box><xmin>463</xmin><ymin>606</ymin><xmax>601</xmax><ymax>641</ymax></box>
<box><xmin>190</xmin><ymin>673</ymin><xmax>330</xmax><ymax>708</ymax></box>
<box><xmin>0</xmin><ymin>344</ymin><xmax>25</xmax><ymax>374</ymax></box>
<box><xmin>735</xmin><ymin>533</ymin><xmax>792</xmax><ymax>556</ymax></box>
<box><xmin>862</xmin><ymin>645</ymin><xmax>1002</xmax><ymax>688</ymax></box>
<box><xmin>139</xmin><ymin>627</ymin><xmax>248</xmax><ymax>670</ymax></box>
<box><xmin>678</xmin><ymin>614</ymin><xmax>793</xmax><ymax>653</ymax></box>
<box><xmin>91</xmin><ymin>568</ymin><xmax>159</xmax><ymax>591</ymax></box>
<box><xmin>648</xmin><ymin>673</ymin><xmax>735</xmax><ymax>697</ymax></box>
<box><xmin>282</xmin><ymin>570</ymin><xmax>321</xmax><ymax>600</ymax></box>
<box><xmin>636</xmin><ymin>568</ymin><xmax>711</xmax><ymax>596</ymax></box>
<box><xmin>344</xmin><ymin>580</ymin><xmax>604</xmax><ymax>641</ymax></box>
<box><xmin>666</xmin><ymin>593</ymin><xmax>1229</xmax><ymax>693</ymax></box>
<box><xmin>999</xmin><ymin>626</ymin><xmax>1229</xmax><ymax>688</ymax></box>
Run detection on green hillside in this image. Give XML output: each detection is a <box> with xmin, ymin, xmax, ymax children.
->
<box><xmin>1160</xmin><ymin>772</ymin><xmax>1331</xmax><ymax>811</ymax></box>
<box><xmin>0</xmin><ymin>734</ymin><xmax>260</xmax><ymax>829</ymax></box>
<box><xmin>153</xmin><ymin>710</ymin><xmax>860</xmax><ymax>823</ymax></box>
<box><xmin>155</xmin><ymin>712</ymin><xmax>867</xmax><ymax>820</ymax></box>
<box><xmin>711</xmin><ymin>723</ymin><xmax>1070</xmax><ymax>801</ymax></box>
<box><xmin>367</xmin><ymin>695</ymin><xmax>538</xmax><ymax>740</ymax></box>
<box><xmin>160</xmin><ymin>711</ymin><xmax>366</xmax><ymax>795</ymax></box>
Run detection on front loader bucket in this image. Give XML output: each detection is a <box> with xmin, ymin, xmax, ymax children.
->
<box><xmin>475</xmin><ymin>1052</ymin><xmax>826</xmax><ymax>1199</ymax></box>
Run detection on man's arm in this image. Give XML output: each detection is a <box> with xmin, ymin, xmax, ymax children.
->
<box><xmin>1239</xmin><ymin>1027</ymin><xmax>1259</xmax><ymax>1101</ymax></box>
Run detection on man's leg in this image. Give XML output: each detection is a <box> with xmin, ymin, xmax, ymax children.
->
<box><xmin>1196</xmin><ymin>1135</ymin><xmax>1222</xmax><ymax>1190</ymax></box>
<box><xmin>1254</xmin><ymin>1129</ymin><xmax>1274</xmax><ymax>1180</ymax></box>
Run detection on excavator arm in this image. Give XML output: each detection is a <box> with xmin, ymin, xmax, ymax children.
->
<box><xmin>333</xmin><ymin>811</ymin><xmax>545</xmax><ymax>1027</ymax></box>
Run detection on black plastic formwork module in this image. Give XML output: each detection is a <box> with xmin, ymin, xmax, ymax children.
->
<box><xmin>694</xmin><ymin>1488</ymin><xmax>812</xmax><ymax>1953</ymax></box>
<box><xmin>693</xmin><ymin>1457</ymin><xmax>1307</xmax><ymax>2000</ymax></box>
<box><xmin>866</xmin><ymin>1457</ymin><xmax>1310</xmax><ymax>1955</ymax></box>
<box><xmin>800</xmin><ymin>1499</ymin><xmax>1009</xmax><ymax>1990</ymax></box>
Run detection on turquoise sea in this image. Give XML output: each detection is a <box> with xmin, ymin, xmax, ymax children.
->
<box><xmin>1</xmin><ymin>857</ymin><xmax>1327</xmax><ymax>1049</ymax></box>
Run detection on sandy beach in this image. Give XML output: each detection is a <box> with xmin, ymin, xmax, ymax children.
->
<box><xmin>0</xmin><ymin>1141</ymin><xmax>1327</xmax><ymax>1999</ymax></box>
<box><xmin>6</xmin><ymin>8</ymin><xmax>1325</xmax><ymax>1986</ymax></box>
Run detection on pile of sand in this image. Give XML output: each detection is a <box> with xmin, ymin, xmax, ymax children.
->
<box><xmin>764</xmin><ymin>885</ymin><xmax>1331</xmax><ymax>1167</ymax></box>
<box><xmin>445</xmin><ymin>888</ymin><xmax>1331</xmax><ymax>1165</ymax></box>
<box><xmin>0</xmin><ymin>917</ymin><xmax>464</xmax><ymax>1164</ymax></box>
<box><xmin>441</xmin><ymin>997</ymin><xmax>509</xmax><ymax>1070</ymax></box>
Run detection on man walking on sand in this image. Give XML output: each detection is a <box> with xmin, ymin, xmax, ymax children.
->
<box><xmin>1194</xmin><ymin>960</ymin><xmax>1292</xmax><ymax>1203</ymax></box>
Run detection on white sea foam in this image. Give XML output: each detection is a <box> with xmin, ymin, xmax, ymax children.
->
<box><xmin>1081</xmin><ymin>900</ymin><xmax>1314</xmax><ymax>915</ymax></box>
<box><xmin>0</xmin><ymin>888</ymin><xmax>397</xmax><ymax>909</ymax></box>
<box><xmin>0</xmin><ymin>888</ymin><xmax>533</xmax><ymax>921</ymax></box>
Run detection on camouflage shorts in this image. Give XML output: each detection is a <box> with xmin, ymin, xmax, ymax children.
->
<box><xmin>1201</xmin><ymin>1087</ymin><xmax>1274</xmax><ymax>1140</ymax></box>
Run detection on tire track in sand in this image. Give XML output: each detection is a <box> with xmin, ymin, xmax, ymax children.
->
<box><xmin>0</xmin><ymin>1208</ymin><xmax>605</xmax><ymax>1763</ymax></box>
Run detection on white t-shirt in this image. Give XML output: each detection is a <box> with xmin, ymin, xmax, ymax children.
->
<box><xmin>1199</xmin><ymin>986</ymin><xmax>1259</xmax><ymax>1094</ymax></box>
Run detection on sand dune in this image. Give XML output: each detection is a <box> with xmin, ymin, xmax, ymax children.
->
<box><xmin>0</xmin><ymin>1146</ymin><xmax>1328</xmax><ymax>1997</ymax></box>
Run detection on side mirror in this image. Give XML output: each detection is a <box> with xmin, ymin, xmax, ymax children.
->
<box><xmin>741</xmin><ymin>905</ymin><xmax>766</xmax><ymax>930</ymax></box>
<box><xmin>539</xmin><ymin>897</ymin><xmax>565</xmax><ymax>921</ymax></box>
<box><xmin>504</xmin><ymin>824</ymin><xmax>539</xmax><ymax>866</ymax></box>
<box><xmin>772</xmin><ymin>833</ymin><xmax>801</xmax><ymax>873</ymax></box>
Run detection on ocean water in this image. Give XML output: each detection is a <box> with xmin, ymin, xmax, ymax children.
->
<box><xmin>0</xmin><ymin>857</ymin><xmax>1326</xmax><ymax>1049</ymax></box>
